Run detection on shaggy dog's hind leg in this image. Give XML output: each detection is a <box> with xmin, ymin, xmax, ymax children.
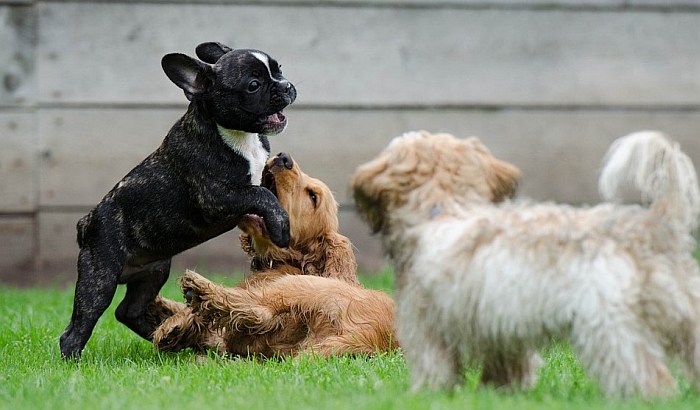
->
<box><xmin>670</xmin><ymin>265</ymin><xmax>700</xmax><ymax>389</ymax></box>
<box><xmin>480</xmin><ymin>349</ymin><xmax>542</xmax><ymax>391</ymax></box>
<box><xmin>671</xmin><ymin>298</ymin><xmax>700</xmax><ymax>389</ymax></box>
<box><xmin>679</xmin><ymin>325</ymin><xmax>700</xmax><ymax>390</ymax></box>
<box><xmin>405</xmin><ymin>332</ymin><xmax>462</xmax><ymax>391</ymax></box>
<box><xmin>572</xmin><ymin>321</ymin><xmax>677</xmax><ymax>397</ymax></box>
<box><xmin>688</xmin><ymin>326</ymin><xmax>700</xmax><ymax>389</ymax></box>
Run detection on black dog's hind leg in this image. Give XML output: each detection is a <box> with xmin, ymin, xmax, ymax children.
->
<box><xmin>60</xmin><ymin>247</ymin><xmax>123</xmax><ymax>360</ymax></box>
<box><xmin>115</xmin><ymin>259</ymin><xmax>171</xmax><ymax>341</ymax></box>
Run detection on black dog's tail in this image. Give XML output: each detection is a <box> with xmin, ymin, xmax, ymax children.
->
<box><xmin>76</xmin><ymin>212</ymin><xmax>94</xmax><ymax>247</ymax></box>
<box><xmin>599</xmin><ymin>130</ymin><xmax>700</xmax><ymax>233</ymax></box>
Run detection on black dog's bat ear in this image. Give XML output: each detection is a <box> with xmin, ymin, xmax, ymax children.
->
<box><xmin>195</xmin><ymin>42</ymin><xmax>233</xmax><ymax>64</ymax></box>
<box><xmin>161</xmin><ymin>53</ymin><xmax>213</xmax><ymax>101</ymax></box>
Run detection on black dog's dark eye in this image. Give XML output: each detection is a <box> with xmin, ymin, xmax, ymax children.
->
<box><xmin>248</xmin><ymin>80</ymin><xmax>261</xmax><ymax>92</ymax></box>
<box><xmin>307</xmin><ymin>189</ymin><xmax>317</xmax><ymax>207</ymax></box>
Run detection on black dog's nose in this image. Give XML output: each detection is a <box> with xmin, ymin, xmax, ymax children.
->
<box><xmin>276</xmin><ymin>152</ymin><xmax>293</xmax><ymax>170</ymax></box>
<box><xmin>281</xmin><ymin>81</ymin><xmax>292</xmax><ymax>93</ymax></box>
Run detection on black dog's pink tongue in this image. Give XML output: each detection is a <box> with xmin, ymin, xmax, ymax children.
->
<box><xmin>269</xmin><ymin>112</ymin><xmax>285</xmax><ymax>123</ymax></box>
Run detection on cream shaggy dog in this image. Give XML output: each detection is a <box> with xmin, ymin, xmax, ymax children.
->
<box><xmin>350</xmin><ymin>130</ymin><xmax>700</xmax><ymax>397</ymax></box>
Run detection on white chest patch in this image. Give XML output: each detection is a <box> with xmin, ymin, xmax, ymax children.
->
<box><xmin>217</xmin><ymin>125</ymin><xmax>269</xmax><ymax>186</ymax></box>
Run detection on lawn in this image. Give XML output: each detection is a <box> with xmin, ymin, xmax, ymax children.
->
<box><xmin>2</xmin><ymin>266</ymin><xmax>700</xmax><ymax>410</ymax></box>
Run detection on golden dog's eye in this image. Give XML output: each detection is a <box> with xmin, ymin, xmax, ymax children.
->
<box><xmin>307</xmin><ymin>189</ymin><xmax>317</xmax><ymax>207</ymax></box>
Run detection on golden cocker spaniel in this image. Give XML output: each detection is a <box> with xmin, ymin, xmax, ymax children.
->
<box><xmin>149</xmin><ymin>152</ymin><xmax>397</xmax><ymax>358</ymax></box>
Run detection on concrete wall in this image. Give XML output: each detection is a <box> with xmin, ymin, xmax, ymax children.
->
<box><xmin>1</xmin><ymin>0</ymin><xmax>699</xmax><ymax>285</ymax></box>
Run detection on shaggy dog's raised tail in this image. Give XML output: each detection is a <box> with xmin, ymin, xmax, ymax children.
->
<box><xmin>599</xmin><ymin>131</ymin><xmax>700</xmax><ymax>232</ymax></box>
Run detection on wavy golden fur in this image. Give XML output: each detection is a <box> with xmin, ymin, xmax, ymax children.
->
<box><xmin>149</xmin><ymin>153</ymin><xmax>397</xmax><ymax>357</ymax></box>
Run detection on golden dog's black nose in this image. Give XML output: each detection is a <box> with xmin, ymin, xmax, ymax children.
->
<box><xmin>275</xmin><ymin>152</ymin><xmax>293</xmax><ymax>170</ymax></box>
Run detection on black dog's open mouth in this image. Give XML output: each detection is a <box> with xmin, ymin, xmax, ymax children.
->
<box><xmin>262</xmin><ymin>111</ymin><xmax>287</xmax><ymax>128</ymax></box>
<box><xmin>267</xmin><ymin>112</ymin><xmax>286</xmax><ymax>124</ymax></box>
<box><xmin>260</xmin><ymin>111</ymin><xmax>288</xmax><ymax>135</ymax></box>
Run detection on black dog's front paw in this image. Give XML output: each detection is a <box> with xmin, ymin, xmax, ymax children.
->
<box><xmin>266</xmin><ymin>213</ymin><xmax>290</xmax><ymax>248</ymax></box>
<box><xmin>59</xmin><ymin>329</ymin><xmax>84</xmax><ymax>361</ymax></box>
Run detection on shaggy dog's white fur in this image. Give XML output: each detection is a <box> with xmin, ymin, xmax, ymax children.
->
<box><xmin>351</xmin><ymin>130</ymin><xmax>700</xmax><ymax>397</ymax></box>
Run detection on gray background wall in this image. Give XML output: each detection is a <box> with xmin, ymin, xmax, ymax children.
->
<box><xmin>1</xmin><ymin>0</ymin><xmax>699</xmax><ymax>285</ymax></box>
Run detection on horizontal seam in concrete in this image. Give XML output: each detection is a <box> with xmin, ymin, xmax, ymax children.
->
<box><xmin>26</xmin><ymin>1</ymin><xmax>700</xmax><ymax>13</ymax></box>
<box><xmin>21</xmin><ymin>205</ymin><xmax>364</xmax><ymax>214</ymax></box>
<box><xmin>20</xmin><ymin>102</ymin><xmax>700</xmax><ymax>113</ymax></box>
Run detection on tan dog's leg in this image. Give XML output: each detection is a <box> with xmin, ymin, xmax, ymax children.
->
<box><xmin>145</xmin><ymin>295</ymin><xmax>188</xmax><ymax>333</ymax></box>
<box><xmin>181</xmin><ymin>271</ymin><xmax>395</xmax><ymax>358</ymax></box>
<box><xmin>152</xmin><ymin>306</ymin><xmax>222</xmax><ymax>353</ymax></box>
<box><xmin>180</xmin><ymin>270</ymin><xmax>283</xmax><ymax>334</ymax></box>
<box><xmin>302</xmin><ymin>335</ymin><xmax>385</xmax><ymax>358</ymax></box>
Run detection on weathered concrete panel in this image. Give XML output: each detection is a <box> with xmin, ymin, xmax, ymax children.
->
<box><xmin>0</xmin><ymin>216</ymin><xmax>35</xmax><ymax>284</ymax></box>
<box><xmin>262</xmin><ymin>108</ymin><xmax>700</xmax><ymax>205</ymax></box>
<box><xmin>0</xmin><ymin>5</ymin><xmax>35</xmax><ymax>106</ymax></box>
<box><xmin>37</xmin><ymin>212</ymin><xmax>79</xmax><ymax>273</ymax></box>
<box><xmin>0</xmin><ymin>112</ymin><xmax>35</xmax><ymax>211</ymax></box>
<box><xmin>170</xmin><ymin>229</ymin><xmax>252</xmax><ymax>275</ymax></box>
<box><xmin>339</xmin><ymin>209</ymin><xmax>385</xmax><ymax>273</ymax></box>
<box><xmin>37</xmin><ymin>108</ymin><xmax>181</xmax><ymax>206</ymax></box>
<box><xmin>26</xmin><ymin>1</ymin><xmax>700</xmax><ymax>7</ymax></box>
<box><xmin>37</xmin><ymin>106</ymin><xmax>700</xmax><ymax>208</ymax></box>
<box><xmin>37</xmin><ymin>3</ymin><xmax>700</xmax><ymax>106</ymax></box>
<box><xmin>2</xmin><ymin>1</ymin><xmax>696</xmax><ymax>284</ymax></box>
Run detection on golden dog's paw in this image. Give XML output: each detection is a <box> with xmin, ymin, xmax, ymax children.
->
<box><xmin>178</xmin><ymin>269</ymin><xmax>211</xmax><ymax>305</ymax></box>
<box><xmin>152</xmin><ymin>318</ymin><xmax>190</xmax><ymax>352</ymax></box>
<box><xmin>152</xmin><ymin>308</ymin><xmax>209</xmax><ymax>353</ymax></box>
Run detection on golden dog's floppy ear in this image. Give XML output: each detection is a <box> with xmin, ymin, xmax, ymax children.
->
<box><xmin>301</xmin><ymin>234</ymin><xmax>359</xmax><ymax>285</ymax></box>
<box><xmin>486</xmin><ymin>156</ymin><xmax>521</xmax><ymax>202</ymax></box>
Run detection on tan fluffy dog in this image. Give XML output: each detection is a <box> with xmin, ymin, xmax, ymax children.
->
<box><xmin>150</xmin><ymin>153</ymin><xmax>397</xmax><ymax>357</ymax></box>
<box><xmin>351</xmin><ymin>130</ymin><xmax>700</xmax><ymax>397</ymax></box>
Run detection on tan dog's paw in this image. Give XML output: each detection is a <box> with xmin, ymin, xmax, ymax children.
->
<box><xmin>178</xmin><ymin>270</ymin><xmax>212</xmax><ymax>307</ymax></box>
<box><xmin>145</xmin><ymin>295</ymin><xmax>187</xmax><ymax>331</ymax></box>
<box><xmin>152</xmin><ymin>320</ymin><xmax>186</xmax><ymax>352</ymax></box>
<box><xmin>152</xmin><ymin>308</ymin><xmax>205</xmax><ymax>353</ymax></box>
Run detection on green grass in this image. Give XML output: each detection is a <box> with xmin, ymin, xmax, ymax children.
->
<box><xmin>2</xmin><ymin>268</ymin><xmax>700</xmax><ymax>410</ymax></box>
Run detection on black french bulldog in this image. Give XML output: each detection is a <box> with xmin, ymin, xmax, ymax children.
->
<box><xmin>59</xmin><ymin>42</ymin><xmax>296</xmax><ymax>359</ymax></box>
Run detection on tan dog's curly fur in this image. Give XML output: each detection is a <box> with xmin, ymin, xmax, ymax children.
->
<box><xmin>177</xmin><ymin>269</ymin><xmax>396</xmax><ymax>357</ymax></box>
<box><xmin>149</xmin><ymin>153</ymin><xmax>397</xmax><ymax>357</ymax></box>
<box><xmin>351</xmin><ymin>130</ymin><xmax>700</xmax><ymax>397</ymax></box>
